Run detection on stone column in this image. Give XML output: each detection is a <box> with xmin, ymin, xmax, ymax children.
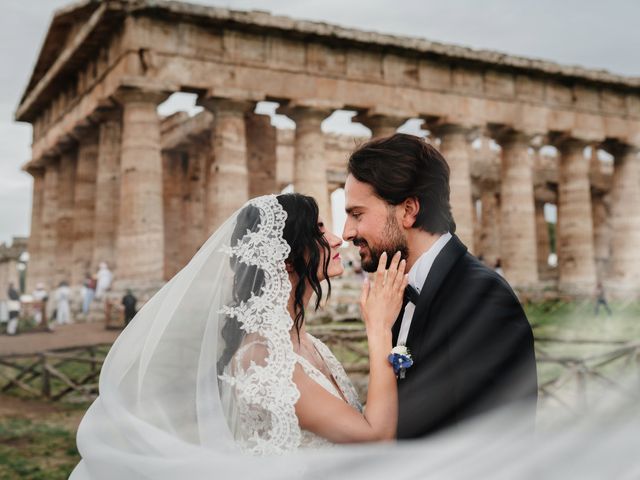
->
<box><xmin>56</xmin><ymin>149</ymin><xmax>77</xmax><ymax>285</ymax></box>
<box><xmin>71</xmin><ymin>129</ymin><xmax>99</xmax><ymax>286</ymax></box>
<box><xmin>591</xmin><ymin>193</ymin><xmax>611</xmax><ymax>282</ymax></box>
<box><xmin>432</xmin><ymin>124</ymin><xmax>477</xmax><ymax>250</ymax></box>
<box><xmin>26</xmin><ymin>168</ymin><xmax>45</xmax><ymax>292</ymax></box>
<box><xmin>607</xmin><ymin>143</ymin><xmax>640</xmax><ymax>295</ymax></box>
<box><xmin>493</xmin><ymin>131</ymin><xmax>538</xmax><ymax>288</ymax></box>
<box><xmin>185</xmin><ymin>140</ymin><xmax>207</xmax><ymax>254</ymax></box>
<box><xmin>39</xmin><ymin>159</ymin><xmax>60</xmax><ymax>290</ymax></box>
<box><xmin>554</xmin><ymin>138</ymin><xmax>597</xmax><ymax>295</ymax></box>
<box><xmin>355</xmin><ymin>113</ymin><xmax>406</xmax><ymax>138</ymax></box>
<box><xmin>92</xmin><ymin>111</ymin><xmax>121</xmax><ymax>272</ymax></box>
<box><xmin>479</xmin><ymin>187</ymin><xmax>501</xmax><ymax>268</ymax></box>
<box><xmin>200</xmin><ymin>98</ymin><xmax>253</xmax><ymax>235</ymax></box>
<box><xmin>114</xmin><ymin>88</ymin><xmax>168</xmax><ymax>286</ymax></box>
<box><xmin>162</xmin><ymin>150</ymin><xmax>187</xmax><ymax>280</ymax></box>
<box><xmin>535</xmin><ymin>200</ymin><xmax>550</xmax><ymax>277</ymax></box>
<box><xmin>286</xmin><ymin>106</ymin><xmax>332</xmax><ymax>228</ymax></box>
<box><xmin>245</xmin><ymin>112</ymin><xmax>277</xmax><ymax>197</ymax></box>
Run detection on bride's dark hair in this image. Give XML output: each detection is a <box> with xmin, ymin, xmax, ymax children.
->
<box><xmin>217</xmin><ymin>193</ymin><xmax>332</xmax><ymax>373</ymax></box>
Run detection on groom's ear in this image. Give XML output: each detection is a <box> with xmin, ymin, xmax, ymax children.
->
<box><xmin>401</xmin><ymin>197</ymin><xmax>420</xmax><ymax>228</ymax></box>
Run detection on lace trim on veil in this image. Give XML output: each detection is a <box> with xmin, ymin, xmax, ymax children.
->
<box><xmin>217</xmin><ymin>195</ymin><xmax>302</xmax><ymax>454</ymax></box>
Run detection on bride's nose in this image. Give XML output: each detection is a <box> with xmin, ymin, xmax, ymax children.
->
<box><xmin>326</xmin><ymin>231</ymin><xmax>342</xmax><ymax>248</ymax></box>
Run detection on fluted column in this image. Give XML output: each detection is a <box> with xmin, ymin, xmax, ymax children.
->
<box><xmin>92</xmin><ymin>111</ymin><xmax>121</xmax><ymax>272</ymax></box>
<box><xmin>479</xmin><ymin>188</ymin><xmax>501</xmax><ymax>268</ymax></box>
<box><xmin>114</xmin><ymin>88</ymin><xmax>169</xmax><ymax>286</ymax></box>
<box><xmin>26</xmin><ymin>168</ymin><xmax>45</xmax><ymax>292</ymax></box>
<box><xmin>185</xmin><ymin>140</ymin><xmax>207</xmax><ymax>254</ymax></box>
<box><xmin>494</xmin><ymin>130</ymin><xmax>538</xmax><ymax>287</ymax></box>
<box><xmin>355</xmin><ymin>113</ymin><xmax>407</xmax><ymax>138</ymax></box>
<box><xmin>56</xmin><ymin>149</ymin><xmax>77</xmax><ymax>285</ymax></box>
<box><xmin>433</xmin><ymin>124</ymin><xmax>477</xmax><ymax>250</ymax></box>
<box><xmin>554</xmin><ymin>138</ymin><xmax>597</xmax><ymax>294</ymax></box>
<box><xmin>535</xmin><ymin>201</ymin><xmax>550</xmax><ymax>276</ymax></box>
<box><xmin>40</xmin><ymin>160</ymin><xmax>60</xmax><ymax>289</ymax></box>
<box><xmin>591</xmin><ymin>193</ymin><xmax>611</xmax><ymax>281</ymax></box>
<box><xmin>162</xmin><ymin>150</ymin><xmax>187</xmax><ymax>280</ymax></box>
<box><xmin>286</xmin><ymin>106</ymin><xmax>332</xmax><ymax>228</ymax></box>
<box><xmin>71</xmin><ymin>129</ymin><xmax>99</xmax><ymax>286</ymax></box>
<box><xmin>608</xmin><ymin>143</ymin><xmax>640</xmax><ymax>295</ymax></box>
<box><xmin>200</xmin><ymin>98</ymin><xmax>253</xmax><ymax>235</ymax></box>
<box><xmin>245</xmin><ymin>112</ymin><xmax>277</xmax><ymax>197</ymax></box>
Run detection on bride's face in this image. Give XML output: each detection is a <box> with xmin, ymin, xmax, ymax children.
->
<box><xmin>317</xmin><ymin>217</ymin><xmax>344</xmax><ymax>280</ymax></box>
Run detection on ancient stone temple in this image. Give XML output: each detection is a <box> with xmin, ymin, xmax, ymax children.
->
<box><xmin>15</xmin><ymin>0</ymin><xmax>640</xmax><ymax>298</ymax></box>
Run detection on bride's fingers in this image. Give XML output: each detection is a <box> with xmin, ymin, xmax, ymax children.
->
<box><xmin>375</xmin><ymin>251</ymin><xmax>387</xmax><ymax>288</ymax></box>
<box><xmin>359</xmin><ymin>276</ymin><xmax>370</xmax><ymax>309</ymax></box>
<box><xmin>392</xmin><ymin>259</ymin><xmax>407</xmax><ymax>292</ymax></box>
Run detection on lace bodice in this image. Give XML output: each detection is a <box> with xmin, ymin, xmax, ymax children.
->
<box><xmin>222</xmin><ymin>334</ymin><xmax>362</xmax><ymax>451</ymax></box>
<box><xmin>296</xmin><ymin>334</ymin><xmax>363</xmax><ymax>448</ymax></box>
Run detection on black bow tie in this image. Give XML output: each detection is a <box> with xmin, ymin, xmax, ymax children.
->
<box><xmin>404</xmin><ymin>285</ymin><xmax>420</xmax><ymax>305</ymax></box>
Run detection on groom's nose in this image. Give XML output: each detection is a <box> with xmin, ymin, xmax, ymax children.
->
<box><xmin>342</xmin><ymin>219</ymin><xmax>355</xmax><ymax>243</ymax></box>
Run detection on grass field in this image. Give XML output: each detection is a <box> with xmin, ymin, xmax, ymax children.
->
<box><xmin>0</xmin><ymin>300</ymin><xmax>638</xmax><ymax>479</ymax></box>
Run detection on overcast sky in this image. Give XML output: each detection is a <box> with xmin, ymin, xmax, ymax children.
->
<box><xmin>1</xmin><ymin>0</ymin><xmax>639</xmax><ymax>244</ymax></box>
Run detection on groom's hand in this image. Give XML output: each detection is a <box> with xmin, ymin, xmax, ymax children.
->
<box><xmin>360</xmin><ymin>251</ymin><xmax>408</xmax><ymax>332</ymax></box>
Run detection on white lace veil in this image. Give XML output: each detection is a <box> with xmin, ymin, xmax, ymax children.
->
<box><xmin>70</xmin><ymin>193</ymin><xmax>640</xmax><ymax>479</ymax></box>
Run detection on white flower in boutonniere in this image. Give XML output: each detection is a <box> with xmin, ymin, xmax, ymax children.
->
<box><xmin>388</xmin><ymin>345</ymin><xmax>413</xmax><ymax>379</ymax></box>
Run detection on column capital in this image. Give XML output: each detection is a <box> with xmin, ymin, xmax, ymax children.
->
<box><xmin>488</xmin><ymin>125</ymin><xmax>537</xmax><ymax>147</ymax></box>
<box><xmin>112</xmin><ymin>87</ymin><xmax>170</xmax><ymax>107</ymax></box>
<box><xmin>429</xmin><ymin>122</ymin><xmax>481</xmax><ymax>141</ymax></box>
<box><xmin>278</xmin><ymin>104</ymin><xmax>333</xmax><ymax>124</ymax></box>
<box><xmin>353</xmin><ymin>112</ymin><xmax>409</xmax><ymax>131</ymax></box>
<box><xmin>602</xmin><ymin>139</ymin><xmax>640</xmax><ymax>158</ymax></box>
<box><xmin>198</xmin><ymin>96</ymin><xmax>255</xmax><ymax>116</ymax></box>
<box><xmin>548</xmin><ymin>132</ymin><xmax>589</xmax><ymax>154</ymax></box>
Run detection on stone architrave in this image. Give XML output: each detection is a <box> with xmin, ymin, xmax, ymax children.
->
<box><xmin>245</xmin><ymin>112</ymin><xmax>277</xmax><ymax>197</ymax></box>
<box><xmin>26</xmin><ymin>168</ymin><xmax>45</xmax><ymax>292</ymax></box>
<box><xmin>494</xmin><ymin>130</ymin><xmax>538</xmax><ymax>288</ymax></box>
<box><xmin>113</xmin><ymin>88</ymin><xmax>169</xmax><ymax>286</ymax></box>
<box><xmin>285</xmin><ymin>106</ymin><xmax>332</xmax><ymax>229</ymax></box>
<box><xmin>200</xmin><ymin>98</ymin><xmax>253</xmax><ymax>235</ymax></box>
<box><xmin>535</xmin><ymin>201</ymin><xmax>551</xmax><ymax>277</ymax></box>
<box><xmin>92</xmin><ymin>112</ymin><xmax>121</xmax><ymax>272</ymax></box>
<box><xmin>71</xmin><ymin>129</ymin><xmax>99</xmax><ymax>286</ymax></box>
<box><xmin>39</xmin><ymin>160</ymin><xmax>60</xmax><ymax>290</ymax></box>
<box><xmin>55</xmin><ymin>149</ymin><xmax>77</xmax><ymax>285</ymax></box>
<box><xmin>554</xmin><ymin>138</ymin><xmax>597</xmax><ymax>295</ymax></box>
<box><xmin>433</xmin><ymin>124</ymin><xmax>477</xmax><ymax>251</ymax></box>
<box><xmin>355</xmin><ymin>113</ymin><xmax>407</xmax><ymax>138</ymax></box>
<box><xmin>479</xmin><ymin>188</ymin><xmax>501</xmax><ymax>268</ymax></box>
<box><xmin>607</xmin><ymin>143</ymin><xmax>640</xmax><ymax>295</ymax></box>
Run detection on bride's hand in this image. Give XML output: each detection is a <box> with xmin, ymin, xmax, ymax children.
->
<box><xmin>360</xmin><ymin>251</ymin><xmax>408</xmax><ymax>333</ymax></box>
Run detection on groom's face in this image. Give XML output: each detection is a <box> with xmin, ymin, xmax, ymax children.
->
<box><xmin>343</xmin><ymin>175</ymin><xmax>408</xmax><ymax>272</ymax></box>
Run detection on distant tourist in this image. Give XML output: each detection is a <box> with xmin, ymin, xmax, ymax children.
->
<box><xmin>6</xmin><ymin>283</ymin><xmax>21</xmax><ymax>335</ymax></box>
<box><xmin>82</xmin><ymin>273</ymin><xmax>96</xmax><ymax>315</ymax></box>
<box><xmin>32</xmin><ymin>282</ymin><xmax>48</xmax><ymax>325</ymax></box>
<box><xmin>95</xmin><ymin>262</ymin><xmax>113</xmax><ymax>300</ymax></box>
<box><xmin>121</xmin><ymin>289</ymin><xmax>138</xmax><ymax>326</ymax></box>
<box><xmin>594</xmin><ymin>281</ymin><xmax>612</xmax><ymax>316</ymax></box>
<box><xmin>55</xmin><ymin>281</ymin><xmax>72</xmax><ymax>326</ymax></box>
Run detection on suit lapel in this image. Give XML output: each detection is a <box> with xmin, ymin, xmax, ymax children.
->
<box><xmin>405</xmin><ymin>235</ymin><xmax>468</xmax><ymax>355</ymax></box>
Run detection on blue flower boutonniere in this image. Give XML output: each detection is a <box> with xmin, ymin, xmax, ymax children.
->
<box><xmin>388</xmin><ymin>345</ymin><xmax>413</xmax><ymax>379</ymax></box>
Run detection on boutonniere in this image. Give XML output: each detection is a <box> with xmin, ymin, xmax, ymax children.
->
<box><xmin>388</xmin><ymin>345</ymin><xmax>413</xmax><ymax>379</ymax></box>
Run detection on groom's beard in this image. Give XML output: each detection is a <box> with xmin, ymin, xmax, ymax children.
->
<box><xmin>354</xmin><ymin>214</ymin><xmax>408</xmax><ymax>272</ymax></box>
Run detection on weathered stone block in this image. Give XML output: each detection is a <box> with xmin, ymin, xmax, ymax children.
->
<box><xmin>451</xmin><ymin>67</ymin><xmax>484</xmax><ymax>95</ymax></box>
<box><xmin>346</xmin><ymin>49</ymin><xmax>382</xmax><ymax>81</ymax></box>
<box><xmin>484</xmin><ymin>71</ymin><xmax>515</xmax><ymax>98</ymax></box>
<box><xmin>224</xmin><ymin>31</ymin><xmax>266</xmax><ymax>63</ymax></box>
<box><xmin>600</xmin><ymin>89</ymin><xmax>627</xmax><ymax>115</ymax></box>
<box><xmin>418</xmin><ymin>59</ymin><xmax>451</xmax><ymax>90</ymax></box>
<box><xmin>382</xmin><ymin>53</ymin><xmax>418</xmax><ymax>86</ymax></box>
<box><xmin>267</xmin><ymin>36</ymin><xmax>306</xmax><ymax>70</ymax></box>
<box><xmin>515</xmin><ymin>75</ymin><xmax>544</xmax><ymax>101</ymax></box>
<box><xmin>306</xmin><ymin>43</ymin><xmax>346</xmax><ymax>75</ymax></box>
<box><xmin>573</xmin><ymin>85</ymin><xmax>599</xmax><ymax>110</ymax></box>
<box><xmin>546</xmin><ymin>81</ymin><xmax>573</xmax><ymax>107</ymax></box>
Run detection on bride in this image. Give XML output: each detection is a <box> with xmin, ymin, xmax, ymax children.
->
<box><xmin>71</xmin><ymin>193</ymin><xmax>407</xmax><ymax>477</ymax></box>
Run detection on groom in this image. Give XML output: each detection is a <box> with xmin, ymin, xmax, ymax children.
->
<box><xmin>343</xmin><ymin>133</ymin><xmax>537</xmax><ymax>438</ymax></box>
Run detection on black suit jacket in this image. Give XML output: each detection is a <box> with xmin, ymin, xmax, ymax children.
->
<box><xmin>392</xmin><ymin>235</ymin><xmax>538</xmax><ymax>438</ymax></box>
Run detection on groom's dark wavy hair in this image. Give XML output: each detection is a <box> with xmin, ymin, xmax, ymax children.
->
<box><xmin>217</xmin><ymin>193</ymin><xmax>332</xmax><ymax>373</ymax></box>
<box><xmin>348</xmin><ymin>133</ymin><xmax>456</xmax><ymax>235</ymax></box>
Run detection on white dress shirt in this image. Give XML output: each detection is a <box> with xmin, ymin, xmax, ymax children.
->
<box><xmin>396</xmin><ymin>232</ymin><xmax>452</xmax><ymax>346</ymax></box>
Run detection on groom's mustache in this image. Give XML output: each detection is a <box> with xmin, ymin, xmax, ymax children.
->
<box><xmin>352</xmin><ymin>238</ymin><xmax>369</xmax><ymax>249</ymax></box>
